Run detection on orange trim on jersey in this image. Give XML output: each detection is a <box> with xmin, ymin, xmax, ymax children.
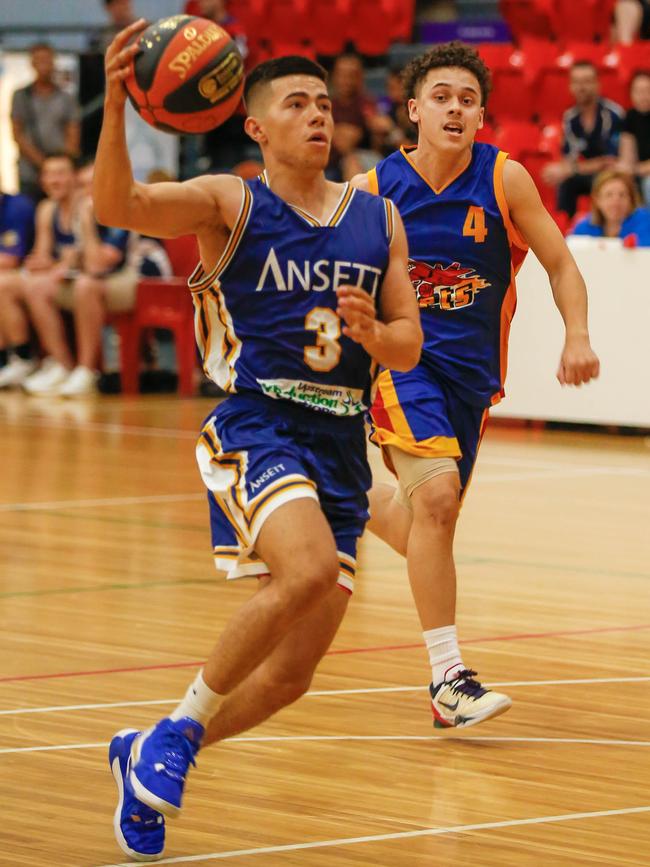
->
<box><xmin>367</xmin><ymin>167</ymin><xmax>379</xmax><ymax>195</ymax></box>
<box><xmin>399</xmin><ymin>145</ymin><xmax>471</xmax><ymax>196</ymax></box>
<box><xmin>493</xmin><ymin>151</ymin><xmax>528</xmax><ymax>251</ymax></box>
<box><xmin>372</xmin><ymin>427</ymin><xmax>462</xmax><ymax>459</ymax></box>
<box><xmin>384</xmin><ymin>198</ymin><xmax>395</xmax><ymax>243</ymax></box>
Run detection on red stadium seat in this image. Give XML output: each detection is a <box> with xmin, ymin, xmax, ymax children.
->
<box><xmin>499</xmin><ymin>0</ymin><xmax>554</xmax><ymax>42</ymax></box>
<box><xmin>348</xmin><ymin>0</ymin><xmax>395</xmax><ymax>56</ymax></box>
<box><xmin>475</xmin><ymin>119</ymin><xmax>497</xmax><ymax>144</ymax></box>
<box><xmin>260</xmin><ymin>0</ymin><xmax>311</xmax><ymax>56</ymax></box>
<box><xmin>493</xmin><ymin>121</ymin><xmax>541</xmax><ymax>161</ymax></box>
<box><xmin>392</xmin><ymin>0</ymin><xmax>415</xmax><ymax>42</ymax></box>
<box><xmin>610</xmin><ymin>42</ymin><xmax>650</xmax><ymax>90</ymax></box>
<box><xmin>113</xmin><ymin>236</ymin><xmax>200</xmax><ymax>397</ymax></box>
<box><xmin>477</xmin><ymin>43</ymin><xmax>532</xmax><ymax>122</ymax></box>
<box><xmin>306</xmin><ymin>0</ymin><xmax>351</xmax><ymax>56</ymax></box>
<box><xmin>549</xmin><ymin>0</ymin><xmax>617</xmax><ymax>43</ymax></box>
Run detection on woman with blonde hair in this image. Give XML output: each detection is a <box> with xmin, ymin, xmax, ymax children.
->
<box><xmin>569</xmin><ymin>168</ymin><xmax>650</xmax><ymax>245</ymax></box>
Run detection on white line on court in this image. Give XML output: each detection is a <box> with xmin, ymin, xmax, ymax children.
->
<box><xmin>0</xmin><ymin>493</ymin><xmax>205</xmax><ymax>512</ymax></box>
<box><xmin>3</xmin><ymin>734</ymin><xmax>650</xmax><ymax>756</ymax></box>
<box><xmin>96</xmin><ymin>805</ymin><xmax>650</xmax><ymax>866</ymax></box>
<box><xmin>1</xmin><ymin>675</ymin><xmax>648</xmax><ymax>717</ymax></box>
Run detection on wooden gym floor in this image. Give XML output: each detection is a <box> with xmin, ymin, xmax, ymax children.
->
<box><xmin>1</xmin><ymin>392</ymin><xmax>649</xmax><ymax>866</ymax></box>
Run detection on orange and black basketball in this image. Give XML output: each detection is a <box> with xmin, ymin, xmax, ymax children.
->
<box><xmin>125</xmin><ymin>15</ymin><xmax>244</xmax><ymax>134</ymax></box>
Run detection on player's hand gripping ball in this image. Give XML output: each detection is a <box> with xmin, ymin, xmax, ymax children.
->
<box><xmin>125</xmin><ymin>15</ymin><xmax>244</xmax><ymax>134</ymax></box>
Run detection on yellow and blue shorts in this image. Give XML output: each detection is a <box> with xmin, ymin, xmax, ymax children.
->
<box><xmin>370</xmin><ymin>366</ymin><xmax>489</xmax><ymax>495</ymax></box>
<box><xmin>196</xmin><ymin>393</ymin><xmax>370</xmax><ymax>594</ymax></box>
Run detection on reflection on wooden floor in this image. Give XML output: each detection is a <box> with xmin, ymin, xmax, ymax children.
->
<box><xmin>1</xmin><ymin>391</ymin><xmax>649</xmax><ymax>866</ymax></box>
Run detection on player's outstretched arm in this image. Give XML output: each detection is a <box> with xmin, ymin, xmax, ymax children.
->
<box><xmin>336</xmin><ymin>210</ymin><xmax>422</xmax><ymax>371</ymax></box>
<box><xmin>93</xmin><ymin>21</ymin><xmax>237</xmax><ymax>240</ymax></box>
<box><xmin>504</xmin><ymin>159</ymin><xmax>600</xmax><ymax>386</ymax></box>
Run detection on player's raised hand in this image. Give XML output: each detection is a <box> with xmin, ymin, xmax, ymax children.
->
<box><xmin>557</xmin><ymin>333</ymin><xmax>600</xmax><ymax>386</ymax></box>
<box><xmin>336</xmin><ymin>285</ymin><xmax>379</xmax><ymax>347</ymax></box>
<box><xmin>104</xmin><ymin>19</ymin><xmax>148</xmax><ymax>108</ymax></box>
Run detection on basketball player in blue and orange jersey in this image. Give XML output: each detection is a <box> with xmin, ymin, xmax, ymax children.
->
<box><xmin>352</xmin><ymin>42</ymin><xmax>600</xmax><ymax>730</ymax></box>
<box><xmin>95</xmin><ymin>21</ymin><xmax>421</xmax><ymax>861</ymax></box>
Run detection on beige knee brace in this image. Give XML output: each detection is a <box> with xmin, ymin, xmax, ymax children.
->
<box><xmin>387</xmin><ymin>445</ymin><xmax>459</xmax><ymax>513</ymax></box>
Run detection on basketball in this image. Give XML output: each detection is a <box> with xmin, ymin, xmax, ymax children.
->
<box><xmin>125</xmin><ymin>15</ymin><xmax>244</xmax><ymax>134</ymax></box>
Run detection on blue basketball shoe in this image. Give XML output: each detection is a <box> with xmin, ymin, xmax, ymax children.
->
<box><xmin>109</xmin><ymin>728</ymin><xmax>165</xmax><ymax>862</ymax></box>
<box><xmin>129</xmin><ymin>717</ymin><xmax>204</xmax><ymax>817</ymax></box>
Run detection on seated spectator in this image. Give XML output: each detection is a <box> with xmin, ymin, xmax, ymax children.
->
<box><xmin>376</xmin><ymin>68</ymin><xmax>418</xmax><ymax>153</ymax></box>
<box><xmin>329</xmin><ymin>54</ymin><xmax>384</xmax><ymax>180</ymax></box>
<box><xmin>542</xmin><ymin>62</ymin><xmax>624</xmax><ymax>218</ymax></box>
<box><xmin>613</xmin><ymin>0</ymin><xmax>650</xmax><ymax>44</ymax></box>
<box><xmin>618</xmin><ymin>71</ymin><xmax>650</xmax><ymax>206</ymax></box>
<box><xmin>11</xmin><ymin>43</ymin><xmax>80</xmax><ymax>203</ymax></box>
<box><xmin>568</xmin><ymin>169</ymin><xmax>650</xmax><ymax>245</ymax></box>
<box><xmin>22</xmin><ymin>160</ymin><xmax>140</xmax><ymax>397</ymax></box>
<box><xmin>0</xmin><ymin>153</ymin><xmax>79</xmax><ymax>391</ymax></box>
<box><xmin>0</xmin><ymin>191</ymin><xmax>36</xmax><ymax>387</ymax></box>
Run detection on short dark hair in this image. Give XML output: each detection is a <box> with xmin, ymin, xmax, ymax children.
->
<box><xmin>29</xmin><ymin>41</ymin><xmax>53</xmax><ymax>54</ymax></box>
<box><xmin>402</xmin><ymin>41</ymin><xmax>491</xmax><ymax>106</ymax></box>
<box><xmin>631</xmin><ymin>69</ymin><xmax>650</xmax><ymax>85</ymax></box>
<box><xmin>571</xmin><ymin>60</ymin><xmax>598</xmax><ymax>74</ymax></box>
<box><xmin>244</xmin><ymin>56</ymin><xmax>328</xmax><ymax>108</ymax></box>
<box><xmin>40</xmin><ymin>152</ymin><xmax>77</xmax><ymax>172</ymax></box>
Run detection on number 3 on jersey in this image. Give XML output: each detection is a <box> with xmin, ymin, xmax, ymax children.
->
<box><xmin>463</xmin><ymin>206</ymin><xmax>487</xmax><ymax>243</ymax></box>
<box><xmin>304</xmin><ymin>307</ymin><xmax>341</xmax><ymax>372</ymax></box>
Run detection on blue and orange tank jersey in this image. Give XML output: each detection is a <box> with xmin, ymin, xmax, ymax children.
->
<box><xmin>188</xmin><ymin>175</ymin><xmax>395</xmax><ymax>416</ymax></box>
<box><xmin>368</xmin><ymin>142</ymin><xmax>528</xmax><ymax>407</ymax></box>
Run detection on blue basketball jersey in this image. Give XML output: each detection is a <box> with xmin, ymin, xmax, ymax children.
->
<box><xmin>369</xmin><ymin>143</ymin><xmax>528</xmax><ymax>408</ymax></box>
<box><xmin>52</xmin><ymin>204</ymin><xmax>77</xmax><ymax>258</ymax></box>
<box><xmin>188</xmin><ymin>176</ymin><xmax>395</xmax><ymax>416</ymax></box>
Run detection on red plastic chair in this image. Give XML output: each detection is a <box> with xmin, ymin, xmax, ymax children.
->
<box><xmin>306</xmin><ymin>0</ymin><xmax>350</xmax><ymax>56</ymax></box>
<box><xmin>477</xmin><ymin>43</ymin><xmax>532</xmax><ymax>122</ymax></box>
<box><xmin>499</xmin><ymin>0</ymin><xmax>554</xmax><ymax>42</ymax></box>
<box><xmin>260</xmin><ymin>0</ymin><xmax>311</xmax><ymax>56</ymax></box>
<box><xmin>348</xmin><ymin>0</ymin><xmax>395</xmax><ymax>56</ymax></box>
<box><xmin>611</xmin><ymin>41</ymin><xmax>650</xmax><ymax>90</ymax></box>
<box><xmin>493</xmin><ymin>120</ymin><xmax>540</xmax><ymax>160</ymax></box>
<box><xmin>114</xmin><ymin>235</ymin><xmax>199</xmax><ymax>397</ymax></box>
<box><xmin>549</xmin><ymin>0</ymin><xmax>616</xmax><ymax>43</ymax></box>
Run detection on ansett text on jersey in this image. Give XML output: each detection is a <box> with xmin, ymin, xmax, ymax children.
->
<box><xmin>188</xmin><ymin>177</ymin><xmax>395</xmax><ymax>417</ymax></box>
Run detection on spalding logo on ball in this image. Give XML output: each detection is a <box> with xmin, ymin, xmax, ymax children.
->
<box><xmin>126</xmin><ymin>15</ymin><xmax>244</xmax><ymax>134</ymax></box>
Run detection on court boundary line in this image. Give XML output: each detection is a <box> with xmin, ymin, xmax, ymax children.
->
<box><xmin>91</xmin><ymin>804</ymin><xmax>650</xmax><ymax>865</ymax></box>
<box><xmin>1</xmin><ymin>675</ymin><xmax>649</xmax><ymax>717</ymax></box>
<box><xmin>2</xmin><ymin>734</ymin><xmax>650</xmax><ymax>756</ymax></box>
<box><xmin>3</xmin><ymin>622</ymin><xmax>648</xmax><ymax>684</ymax></box>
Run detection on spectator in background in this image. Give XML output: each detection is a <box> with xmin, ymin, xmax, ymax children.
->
<box><xmin>0</xmin><ymin>191</ymin><xmax>36</xmax><ymax>388</ymax></box>
<box><xmin>22</xmin><ymin>161</ymin><xmax>140</xmax><ymax>397</ymax></box>
<box><xmin>613</xmin><ymin>0</ymin><xmax>650</xmax><ymax>43</ymax></box>
<box><xmin>88</xmin><ymin>0</ymin><xmax>136</xmax><ymax>53</ymax></box>
<box><xmin>542</xmin><ymin>61</ymin><xmax>624</xmax><ymax>218</ymax></box>
<box><xmin>11</xmin><ymin>43</ymin><xmax>80</xmax><ymax>202</ymax></box>
<box><xmin>618</xmin><ymin>71</ymin><xmax>650</xmax><ymax>205</ymax></box>
<box><xmin>376</xmin><ymin>68</ymin><xmax>418</xmax><ymax>152</ymax></box>
<box><xmin>0</xmin><ymin>154</ymin><xmax>79</xmax><ymax>392</ymax></box>
<box><xmin>568</xmin><ymin>168</ymin><xmax>650</xmax><ymax>245</ymax></box>
<box><xmin>329</xmin><ymin>54</ymin><xmax>382</xmax><ymax>179</ymax></box>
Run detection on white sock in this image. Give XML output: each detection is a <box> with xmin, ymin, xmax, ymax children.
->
<box><xmin>423</xmin><ymin>625</ymin><xmax>464</xmax><ymax>686</ymax></box>
<box><xmin>170</xmin><ymin>669</ymin><xmax>224</xmax><ymax>726</ymax></box>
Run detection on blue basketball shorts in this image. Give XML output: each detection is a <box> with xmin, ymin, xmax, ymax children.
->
<box><xmin>370</xmin><ymin>366</ymin><xmax>489</xmax><ymax>496</ymax></box>
<box><xmin>196</xmin><ymin>393</ymin><xmax>371</xmax><ymax>593</ymax></box>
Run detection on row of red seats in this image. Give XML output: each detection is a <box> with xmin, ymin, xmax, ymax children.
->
<box><xmin>478</xmin><ymin>40</ymin><xmax>648</xmax><ymax>123</ymax></box>
<box><xmin>500</xmin><ymin>0</ymin><xmax>618</xmax><ymax>44</ymax></box>
<box><xmin>227</xmin><ymin>0</ymin><xmax>413</xmax><ymax>57</ymax></box>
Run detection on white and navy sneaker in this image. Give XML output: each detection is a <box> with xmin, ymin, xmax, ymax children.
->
<box><xmin>109</xmin><ymin>728</ymin><xmax>165</xmax><ymax>861</ymax></box>
<box><xmin>430</xmin><ymin>669</ymin><xmax>512</xmax><ymax>729</ymax></box>
<box><xmin>130</xmin><ymin>717</ymin><xmax>204</xmax><ymax>817</ymax></box>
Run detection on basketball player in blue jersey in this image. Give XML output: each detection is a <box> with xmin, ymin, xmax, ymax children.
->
<box><xmin>352</xmin><ymin>43</ymin><xmax>600</xmax><ymax>730</ymax></box>
<box><xmin>95</xmin><ymin>21</ymin><xmax>421</xmax><ymax>861</ymax></box>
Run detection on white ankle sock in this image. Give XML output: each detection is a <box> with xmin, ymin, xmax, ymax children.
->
<box><xmin>170</xmin><ymin>670</ymin><xmax>224</xmax><ymax>726</ymax></box>
<box><xmin>423</xmin><ymin>625</ymin><xmax>464</xmax><ymax>686</ymax></box>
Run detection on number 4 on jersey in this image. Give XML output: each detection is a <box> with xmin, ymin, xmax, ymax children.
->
<box><xmin>463</xmin><ymin>206</ymin><xmax>487</xmax><ymax>243</ymax></box>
